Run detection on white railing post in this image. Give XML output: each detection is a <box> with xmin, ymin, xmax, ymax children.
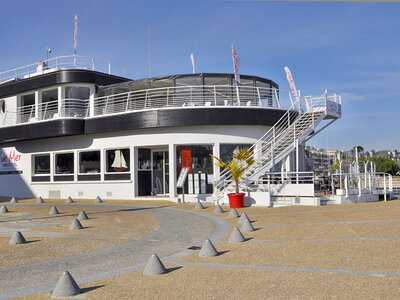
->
<box><xmin>312</xmin><ymin>97</ymin><xmax>315</xmax><ymax>129</ymax></box>
<box><xmin>125</xmin><ymin>92</ymin><xmax>131</xmax><ymax>112</ymax></box>
<box><xmin>325</xmin><ymin>89</ymin><xmax>328</xmax><ymax>114</ymax></box>
<box><xmin>108</xmin><ymin>62</ymin><xmax>111</xmax><ymax>74</ymax></box>
<box><xmin>384</xmin><ymin>174</ymin><xmax>387</xmax><ymax>201</ymax></box>
<box><xmin>92</xmin><ymin>58</ymin><xmax>95</xmax><ymax>71</ymax></box>
<box><xmin>345</xmin><ymin>175</ymin><xmax>348</xmax><ymax>197</ymax></box>
<box><xmin>236</xmin><ymin>86</ymin><xmax>240</xmax><ymax>105</ymax></box>
<box><xmin>105</xmin><ymin>96</ymin><xmax>109</xmax><ymax>114</ymax></box>
<box><xmin>274</xmin><ymin>89</ymin><xmax>280</xmax><ymax>108</ymax></box>
<box><xmin>214</xmin><ymin>86</ymin><xmax>217</xmax><ymax>106</ymax></box>
<box><xmin>43</xmin><ymin>102</ymin><xmax>48</xmax><ymax>120</ymax></box>
<box><xmin>166</xmin><ymin>88</ymin><xmax>169</xmax><ymax>107</ymax></box>
<box><xmin>257</xmin><ymin>87</ymin><xmax>261</xmax><ymax>106</ymax></box>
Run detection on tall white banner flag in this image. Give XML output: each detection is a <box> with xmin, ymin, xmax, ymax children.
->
<box><xmin>284</xmin><ymin>66</ymin><xmax>300</xmax><ymax>104</ymax></box>
<box><xmin>232</xmin><ymin>44</ymin><xmax>240</xmax><ymax>85</ymax></box>
<box><xmin>190</xmin><ymin>53</ymin><xmax>195</xmax><ymax>74</ymax></box>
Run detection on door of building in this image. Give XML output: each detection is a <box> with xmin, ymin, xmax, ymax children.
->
<box><xmin>137</xmin><ymin>148</ymin><xmax>169</xmax><ymax>196</ymax></box>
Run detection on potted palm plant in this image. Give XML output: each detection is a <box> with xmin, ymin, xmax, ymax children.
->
<box><xmin>211</xmin><ymin>147</ymin><xmax>254</xmax><ymax>208</ymax></box>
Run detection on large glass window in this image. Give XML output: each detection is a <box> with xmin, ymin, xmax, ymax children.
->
<box><xmin>55</xmin><ymin>153</ymin><xmax>74</xmax><ymax>174</ymax></box>
<box><xmin>106</xmin><ymin>148</ymin><xmax>130</xmax><ymax>173</ymax></box>
<box><xmin>138</xmin><ymin>148</ymin><xmax>151</xmax><ymax>170</ymax></box>
<box><xmin>65</xmin><ymin>87</ymin><xmax>90</xmax><ymax>100</ymax></box>
<box><xmin>33</xmin><ymin>154</ymin><xmax>50</xmax><ymax>174</ymax></box>
<box><xmin>79</xmin><ymin>151</ymin><xmax>100</xmax><ymax>174</ymax></box>
<box><xmin>177</xmin><ymin>145</ymin><xmax>213</xmax><ymax>194</ymax></box>
<box><xmin>20</xmin><ymin>93</ymin><xmax>35</xmax><ymax>107</ymax></box>
<box><xmin>42</xmin><ymin>89</ymin><xmax>58</xmax><ymax>103</ymax></box>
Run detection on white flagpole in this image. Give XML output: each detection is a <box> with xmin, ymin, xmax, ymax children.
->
<box><xmin>74</xmin><ymin>15</ymin><xmax>78</xmax><ymax>68</ymax></box>
<box><xmin>148</xmin><ymin>21</ymin><xmax>151</xmax><ymax>78</ymax></box>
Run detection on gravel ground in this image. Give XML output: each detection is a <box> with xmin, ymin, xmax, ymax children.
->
<box><xmin>8</xmin><ymin>199</ymin><xmax>400</xmax><ymax>299</ymax></box>
<box><xmin>0</xmin><ymin>206</ymin><xmax>161</xmax><ymax>268</ymax></box>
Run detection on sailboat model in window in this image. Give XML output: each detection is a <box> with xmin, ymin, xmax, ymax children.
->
<box><xmin>111</xmin><ymin>150</ymin><xmax>128</xmax><ymax>172</ymax></box>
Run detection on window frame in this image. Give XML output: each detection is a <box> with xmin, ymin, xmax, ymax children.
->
<box><xmin>104</xmin><ymin>147</ymin><xmax>131</xmax><ymax>174</ymax></box>
<box><xmin>32</xmin><ymin>153</ymin><xmax>51</xmax><ymax>176</ymax></box>
<box><xmin>54</xmin><ymin>152</ymin><xmax>75</xmax><ymax>175</ymax></box>
<box><xmin>77</xmin><ymin>150</ymin><xmax>101</xmax><ymax>175</ymax></box>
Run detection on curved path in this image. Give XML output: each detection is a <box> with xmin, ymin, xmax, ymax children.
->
<box><xmin>0</xmin><ymin>203</ymin><xmax>230</xmax><ymax>299</ymax></box>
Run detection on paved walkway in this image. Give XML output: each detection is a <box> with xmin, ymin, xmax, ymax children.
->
<box><xmin>0</xmin><ymin>203</ymin><xmax>230</xmax><ymax>299</ymax></box>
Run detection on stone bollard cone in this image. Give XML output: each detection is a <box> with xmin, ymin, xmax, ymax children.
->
<box><xmin>194</xmin><ymin>200</ymin><xmax>204</xmax><ymax>210</ymax></box>
<box><xmin>69</xmin><ymin>219</ymin><xmax>83</xmax><ymax>230</ymax></box>
<box><xmin>9</xmin><ymin>231</ymin><xmax>27</xmax><ymax>245</ymax></box>
<box><xmin>143</xmin><ymin>253</ymin><xmax>167</xmax><ymax>275</ymax></box>
<box><xmin>213</xmin><ymin>204</ymin><xmax>224</xmax><ymax>213</ymax></box>
<box><xmin>238</xmin><ymin>212</ymin><xmax>250</xmax><ymax>224</ymax></box>
<box><xmin>0</xmin><ymin>205</ymin><xmax>8</xmax><ymax>213</ymax></box>
<box><xmin>49</xmin><ymin>206</ymin><xmax>59</xmax><ymax>215</ymax></box>
<box><xmin>198</xmin><ymin>239</ymin><xmax>218</xmax><ymax>257</ymax></box>
<box><xmin>52</xmin><ymin>271</ymin><xmax>81</xmax><ymax>297</ymax></box>
<box><xmin>228</xmin><ymin>227</ymin><xmax>246</xmax><ymax>243</ymax></box>
<box><xmin>77</xmin><ymin>211</ymin><xmax>89</xmax><ymax>220</ymax></box>
<box><xmin>228</xmin><ymin>209</ymin><xmax>240</xmax><ymax>218</ymax></box>
<box><xmin>240</xmin><ymin>218</ymin><xmax>255</xmax><ymax>232</ymax></box>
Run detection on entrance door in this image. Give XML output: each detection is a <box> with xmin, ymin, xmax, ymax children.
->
<box><xmin>137</xmin><ymin>148</ymin><xmax>169</xmax><ymax>196</ymax></box>
<box><xmin>152</xmin><ymin>150</ymin><xmax>169</xmax><ymax>195</ymax></box>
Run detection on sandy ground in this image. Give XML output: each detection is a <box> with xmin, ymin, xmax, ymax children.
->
<box><xmin>10</xmin><ymin>199</ymin><xmax>400</xmax><ymax>299</ymax></box>
<box><xmin>20</xmin><ymin>265</ymin><xmax>400</xmax><ymax>300</ymax></box>
<box><xmin>0</xmin><ymin>206</ymin><xmax>161</xmax><ymax>268</ymax></box>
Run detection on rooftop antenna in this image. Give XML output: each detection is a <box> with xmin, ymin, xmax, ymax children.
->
<box><xmin>46</xmin><ymin>47</ymin><xmax>51</xmax><ymax>64</ymax></box>
<box><xmin>148</xmin><ymin>21</ymin><xmax>151</xmax><ymax>78</ymax></box>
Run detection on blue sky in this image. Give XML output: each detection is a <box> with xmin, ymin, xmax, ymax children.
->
<box><xmin>0</xmin><ymin>1</ymin><xmax>399</xmax><ymax>151</ymax></box>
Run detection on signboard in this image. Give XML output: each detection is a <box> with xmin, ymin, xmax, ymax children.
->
<box><xmin>181</xmin><ymin>149</ymin><xmax>192</xmax><ymax>173</ymax></box>
<box><xmin>0</xmin><ymin>148</ymin><xmax>23</xmax><ymax>174</ymax></box>
<box><xmin>327</xmin><ymin>100</ymin><xmax>342</xmax><ymax>115</ymax></box>
<box><xmin>177</xmin><ymin>167</ymin><xmax>190</xmax><ymax>188</ymax></box>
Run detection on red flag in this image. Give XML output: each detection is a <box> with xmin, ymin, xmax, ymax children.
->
<box><xmin>232</xmin><ymin>44</ymin><xmax>240</xmax><ymax>85</ymax></box>
<box><xmin>284</xmin><ymin>66</ymin><xmax>300</xmax><ymax>103</ymax></box>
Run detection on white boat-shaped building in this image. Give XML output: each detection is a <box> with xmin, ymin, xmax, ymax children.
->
<box><xmin>0</xmin><ymin>56</ymin><xmax>343</xmax><ymax>205</ymax></box>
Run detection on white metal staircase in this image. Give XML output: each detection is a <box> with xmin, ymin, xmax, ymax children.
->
<box><xmin>213</xmin><ymin>90</ymin><xmax>342</xmax><ymax>202</ymax></box>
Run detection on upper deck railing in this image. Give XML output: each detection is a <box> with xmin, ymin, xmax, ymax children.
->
<box><xmin>0</xmin><ymin>55</ymin><xmax>146</xmax><ymax>83</ymax></box>
<box><xmin>0</xmin><ymin>85</ymin><xmax>300</xmax><ymax>127</ymax></box>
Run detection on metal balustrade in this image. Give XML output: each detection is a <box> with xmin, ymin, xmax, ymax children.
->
<box><xmin>0</xmin><ymin>55</ymin><xmax>146</xmax><ymax>83</ymax></box>
<box><xmin>2</xmin><ymin>99</ymin><xmax>89</xmax><ymax>126</ymax></box>
<box><xmin>213</xmin><ymin>89</ymin><xmax>342</xmax><ymax>203</ymax></box>
<box><xmin>1</xmin><ymin>85</ymin><xmax>290</xmax><ymax>127</ymax></box>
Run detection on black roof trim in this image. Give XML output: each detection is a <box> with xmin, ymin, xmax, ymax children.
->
<box><xmin>0</xmin><ymin>69</ymin><xmax>130</xmax><ymax>98</ymax></box>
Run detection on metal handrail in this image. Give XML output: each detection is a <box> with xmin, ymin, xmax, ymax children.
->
<box><xmin>213</xmin><ymin>90</ymin><xmax>340</xmax><ymax>201</ymax></box>
<box><xmin>92</xmin><ymin>85</ymin><xmax>287</xmax><ymax>116</ymax></box>
<box><xmin>0</xmin><ymin>85</ymin><xmax>292</xmax><ymax>127</ymax></box>
<box><xmin>2</xmin><ymin>98</ymin><xmax>88</xmax><ymax>126</ymax></box>
<box><xmin>0</xmin><ymin>55</ymin><xmax>146</xmax><ymax>83</ymax></box>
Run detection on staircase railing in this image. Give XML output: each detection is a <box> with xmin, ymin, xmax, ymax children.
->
<box><xmin>213</xmin><ymin>90</ymin><xmax>338</xmax><ymax>202</ymax></box>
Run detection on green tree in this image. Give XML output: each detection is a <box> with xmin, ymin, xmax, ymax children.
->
<box><xmin>354</xmin><ymin>146</ymin><xmax>364</xmax><ymax>153</ymax></box>
<box><xmin>211</xmin><ymin>148</ymin><xmax>254</xmax><ymax>195</ymax></box>
<box><xmin>370</xmin><ymin>156</ymin><xmax>400</xmax><ymax>175</ymax></box>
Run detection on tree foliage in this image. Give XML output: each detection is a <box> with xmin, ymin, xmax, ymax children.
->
<box><xmin>211</xmin><ymin>148</ymin><xmax>254</xmax><ymax>195</ymax></box>
<box><xmin>369</xmin><ymin>156</ymin><xmax>400</xmax><ymax>175</ymax></box>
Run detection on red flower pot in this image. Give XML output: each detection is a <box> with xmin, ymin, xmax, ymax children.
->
<box><xmin>227</xmin><ymin>193</ymin><xmax>245</xmax><ymax>208</ymax></box>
